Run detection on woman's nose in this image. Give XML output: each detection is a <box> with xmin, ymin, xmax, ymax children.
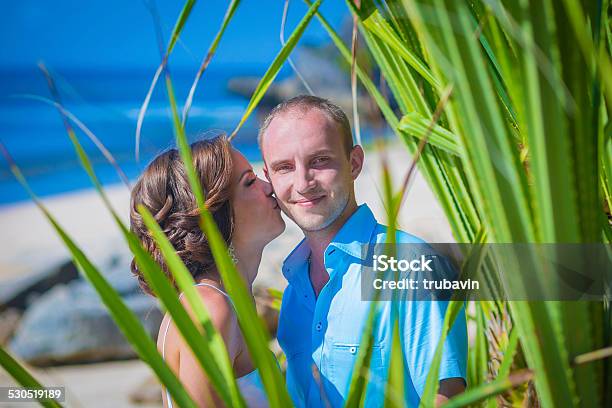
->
<box><xmin>261</xmin><ymin>178</ymin><xmax>274</xmax><ymax>196</ymax></box>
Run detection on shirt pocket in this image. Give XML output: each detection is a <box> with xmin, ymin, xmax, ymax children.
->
<box><xmin>328</xmin><ymin>341</ymin><xmax>386</xmax><ymax>397</ymax></box>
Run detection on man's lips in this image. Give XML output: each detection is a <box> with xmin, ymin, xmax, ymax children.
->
<box><xmin>292</xmin><ymin>196</ymin><xmax>325</xmax><ymax>207</ymax></box>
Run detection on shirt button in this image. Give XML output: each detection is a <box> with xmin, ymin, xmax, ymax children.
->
<box><xmin>349</xmin><ymin>346</ymin><xmax>357</xmax><ymax>354</ymax></box>
<box><xmin>315</xmin><ymin>322</ymin><xmax>322</xmax><ymax>331</ymax></box>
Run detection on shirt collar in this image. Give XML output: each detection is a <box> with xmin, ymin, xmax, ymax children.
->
<box><xmin>282</xmin><ymin>204</ymin><xmax>378</xmax><ymax>282</ymax></box>
<box><xmin>327</xmin><ymin>203</ymin><xmax>378</xmax><ymax>259</ymax></box>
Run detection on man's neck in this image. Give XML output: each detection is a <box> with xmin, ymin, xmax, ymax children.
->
<box><xmin>305</xmin><ymin>200</ymin><xmax>358</xmax><ymax>296</ymax></box>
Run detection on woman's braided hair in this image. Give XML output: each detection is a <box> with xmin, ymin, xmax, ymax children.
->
<box><xmin>129</xmin><ymin>135</ymin><xmax>235</xmax><ymax>296</ymax></box>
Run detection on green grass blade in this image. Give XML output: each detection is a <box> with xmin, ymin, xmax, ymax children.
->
<box><xmin>314</xmin><ymin>2</ymin><xmax>479</xmax><ymax>244</ymax></box>
<box><xmin>16</xmin><ymin>94</ymin><xmax>131</xmax><ymax>190</ymax></box>
<box><xmin>604</xmin><ymin>134</ymin><xmax>612</xmax><ymax>213</ymax></box>
<box><xmin>520</xmin><ymin>0</ymin><xmax>580</xmax><ymax>243</ymax></box>
<box><xmin>306</xmin><ymin>1</ymin><xmax>398</xmax><ymax>127</ymax></box>
<box><xmin>33</xmin><ymin>65</ymin><xmax>246</xmax><ymax>407</ymax></box>
<box><xmin>383</xmin><ymin>156</ymin><xmax>406</xmax><ymax>407</ymax></box>
<box><xmin>497</xmin><ymin>325</ymin><xmax>519</xmax><ymax>379</ymax></box>
<box><xmin>182</xmin><ymin>0</ymin><xmax>241</xmax><ymax>126</ymax></box>
<box><xmin>558</xmin><ymin>301</ymin><xmax>601</xmax><ymax>407</ymax></box>
<box><xmin>418</xmin><ymin>301</ymin><xmax>465</xmax><ymax>408</ymax></box>
<box><xmin>383</xmin><ymin>320</ymin><xmax>405</xmax><ymax>408</ymax></box>
<box><xmin>419</xmin><ymin>228</ymin><xmax>487</xmax><ymax>407</ymax></box>
<box><xmin>464</xmin><ymin>6</ymin><xmax>518</xmax><ymax>127</ymax></box>
<box><xmin>164</xmin><ymin>67</ymin><xmax>293</xmax><ymax>408</ymax></box>
<box><xmin>357</xmin><ymin>7</ymin><xmax>441</xmax><ymax>90</ymax></box>
<box><xmin>439</xmin><ymin>0</ymin><xmax>534</xmax><ymax>241</ymax></box>
<box><xmin>441</xmin><ymin>369</ymin><xmax>534</xmax><ymax>408</ymax></box>
<box><xmin>343</xmin><ymin>301</ymin><xmax>381</xmax><ymax>407</ymax></box>
<box><xmin>166</xmin><ymin>0</ymin><xmax>197</xmax><ymax>54</ymax></box>
<box><xmin>508</xmin><ymin>301</ymin><xmax>577</xmax><ymax>408</ymax></box>
<box><xmin>0</xmin><ymin>347</ymin><xmax>63</xmax><ymax>408</ymax></box>
<box><xmin>558</xmin><ymin>0</ymin><xmax>602</xmax><ymax>244</ymax></box>
<box><xmin>345</xmin><ymin>153</ymin><xmax>399</xmax><ymax>407</ymax></box>
<box><xmin>135</xmin><ymin>0</ymin><xmax>197</xmax><ymax>161</ymax></box>
<box><xmin>359</xmin><ymin>28</ymin><xmax>477</xmax><ymax>243</ymax></box>
<box><xmin>229</xmin><ymin>0</ymin><xmax>321</xmax><ymax>139</ymax></box>
<box><xmin>352</xmin><ymin>9</ymin><xmax>479</xmax><ymax>243</ymax></box>
<box><xmin>37</xmin><ymin>64</ymin><xmax>131</xmax><ymax>188</ymax></box>
<box><xmin>137</xmin><ymin>206</ymin><xmax>246</xmax><ymax>407</ymax></box>
<box><xmin>363</xmin><ymin>28</ymin><xmax>431</xmax><ymax>115</ymax></box>
<box><xmin>398</xmin><ymin>111</ymin><xmax>461</xmax><ymax>156</ymax></box>
<box><xmin>468</xmin><ymin>304</ymin><xmax>488</xmax><ymax>387</ymax></box>
<box><xmin>559</xmin><ymin>0</ymin><xmax>612</xmax><ymax>103</ymax></box>
<box><xmin>0</xmin><ymin>145</ymin><xmax>198</xmax><ymax>408</ymax></box>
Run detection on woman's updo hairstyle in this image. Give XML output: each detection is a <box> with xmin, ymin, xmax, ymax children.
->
<box><xmin>129</xmin><ymin>134</ymin><xmax>234</xmax><ymax>296</ymax></box>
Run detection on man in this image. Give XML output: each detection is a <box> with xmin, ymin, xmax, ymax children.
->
<box><xmin>259</xmin><ymin>95</ymin><xmax>467</xmax><ymax>407</ymax></box>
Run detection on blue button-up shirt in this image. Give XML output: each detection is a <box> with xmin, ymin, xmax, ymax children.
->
<box><xmin>277</xmin><ymin>204</ymin><xmax>467</xmax><ymax>407</ymax></box>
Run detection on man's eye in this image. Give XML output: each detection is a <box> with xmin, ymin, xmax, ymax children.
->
<box><xmin>246</xmin><ymin>177</ymin><xmax>256</xmax><ymax>186</ymax></box>
<box><xmin>275</xmin><ymin>165</ymin><xmax>292</xmax><ymax>173</ymax></box>
<box><xmin>312</xmin><ymin>156</ymin><xmax>330</xmax><ymax>165</ymax></box>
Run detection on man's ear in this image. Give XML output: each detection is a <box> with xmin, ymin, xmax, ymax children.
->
<box><xmin>349</xmin><ymin>145</ymin><xmax>364</xmax><ymax>180</ymax></box>
<box><xmin>263</xmin><ymin>164</ymin><xmax>271</xmax><ymax>182</ymax></box>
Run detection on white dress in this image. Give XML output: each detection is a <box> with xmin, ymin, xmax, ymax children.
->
<box><xmin>161</xmin><ymin>283</ymin><xmax>269</xmax><ymax>408</ymax></box>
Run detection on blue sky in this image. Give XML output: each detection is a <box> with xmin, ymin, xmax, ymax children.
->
<box><xmin>1</xmin><ymin>0</ymin><xmax>350</xmax><ymax>70</ymax></box>
<box><xmin>0</xmin><ymin>1</ymin><xmax>355</xmax><ymax>204</ymax></box>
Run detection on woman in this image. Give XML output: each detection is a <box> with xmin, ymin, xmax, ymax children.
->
<box><xmin>129</xmin><ymin>135</ymin><xmax>285</xmax><ymax>407</ymax></box>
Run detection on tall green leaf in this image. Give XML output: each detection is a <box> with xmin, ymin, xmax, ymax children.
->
<box><xmin>182</xmin><ymin>0</ymin><xmax>241</xmax><ymax>126</ymax></box>
<box><xmin>135</xmin><ymin>0</ymin><xmax>197</xmax><ymax>161</ymax></box>
<box><xmin>164</xmin><ymin>63</ymin><xmax>293</xmax><ymax>407</ymax></box>
<box><xmin>418</xmin><ymin>301</ymin><xmax>465</xmax><ymax>408</ymax></box>
<box><xmin>0</xmin><ymin>347</ymin><xmax>63</xmax><ymax>408</ymax></box>
<box><xmin>137</xmin><ymin>206</ymin><xmax>246</xmax><ymax>407</ymax></box>
<box><xmin>230</xmin><ymin>0</ymin><xmax>321</xmax><ymax>139</ymax></box>
<box><xmin>441</xmin><ymin>369</ymin><xmax>534</xmax><ymax>408</ymax></box>
<box><xmin>0</xmin><ymin>145</ymin><xmax>198</xmax><ymax>408</ymax></box>
<box><xmin>398</xmin><ymin>112</ymin><xmax>461</xmax><ymax>156</ymax></box>
<box><xmin>38</xmin><ymin>66</ymin><xmax>245</xmax><ymax>408</ymax></box>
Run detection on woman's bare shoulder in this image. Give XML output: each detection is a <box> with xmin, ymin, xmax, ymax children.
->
<box><xmin>156</xmin><ymin>286</ymin><xmax>238</xmax><ymax>354</ymax></box>
<box><xmin>183</xmin><ymin>285</ymin><xmax>235</xmax><ymax>326</ymax></box>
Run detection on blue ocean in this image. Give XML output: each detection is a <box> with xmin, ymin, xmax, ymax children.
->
<box><xmin>0</xmin><ymin>1</ymin><xmax>354</xmax><ymax>206</ymax></box>
<box><xmin>0</xmin><ymin>65</ymin><xmax>281</xmax><ymax>205</ymax></box>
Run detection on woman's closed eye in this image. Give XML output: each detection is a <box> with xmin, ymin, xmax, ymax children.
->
<box><xmin>245</xmin><ymin>175</ymin><xmax>256</xmax><ymax>187</ymax></box>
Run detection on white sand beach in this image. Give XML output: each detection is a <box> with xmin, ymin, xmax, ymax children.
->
<box><xmin>0</xmin><ymin>144</ymin><xmax>453</xmax><ymax>284</ymax></box>
<box><xmin>0</xmin><ymin>143</ymin><xmax>454</xmax><ymax>407</ymax></box>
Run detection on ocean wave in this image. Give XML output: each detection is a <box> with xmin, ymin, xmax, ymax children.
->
<box><xmin>125</xmin><ymin>103</ymin><xmax>245</xmax><ymax>121</ymax></box>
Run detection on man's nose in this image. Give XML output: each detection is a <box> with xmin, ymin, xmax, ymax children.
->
<box><xmin>294</xmin><ymin>164</ymin><xmax>315</xmax><ymax>193</ymax></box>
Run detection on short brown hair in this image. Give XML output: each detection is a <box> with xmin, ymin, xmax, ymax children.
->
<box><xmin>129</xmin><ymin>135</ymin><xmax>234</xmax><ymax>296</ymax></box>
<box><xmin>258</xmin><ymin>95</ymin><xmax>354</xmax><ymax>156</ymax></box>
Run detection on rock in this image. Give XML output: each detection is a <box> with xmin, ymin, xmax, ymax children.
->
<box><xmin>0</xmin><ymin>259</ymin><xmax>80</xmax><ymax>312</ymax></box>
<box><xmin>0</xmin><ymin>247</ymin><xmax>138</xmax><ymax>313</ymax></box>
<box><xmin>74</xmin><ymin>254</ymin><xmax>142</xmax><ymax>298</ymax></box>
<box><xmin>0</xmin><ymin>308</ymin><xmax>21</xmax><ymax>345</ymax></box>
<box><xmin>9</xmin><ymin>278</ymin><xmax>162</xmax><ymax>366</ymax></box>
<box><xmin>226</xmin><ymin>47</ymin><xmax>368</xmax><ymax>114</ymax></box>
<box><xmin>227</xmin><ymin>76</ymin><xmax>282</xmax><ymax>108</ymax></box>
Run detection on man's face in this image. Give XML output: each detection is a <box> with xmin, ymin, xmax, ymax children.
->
<box><xmin>261</xmin><ymin>108</ymin><xmax>362</xmax><ymax>232</ymax></box>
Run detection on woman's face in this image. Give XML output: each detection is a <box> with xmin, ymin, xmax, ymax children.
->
<box><xmin>230</xmin><ymin>149</ymin><xmax>285</xmax><ymax>247</ymax></box>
